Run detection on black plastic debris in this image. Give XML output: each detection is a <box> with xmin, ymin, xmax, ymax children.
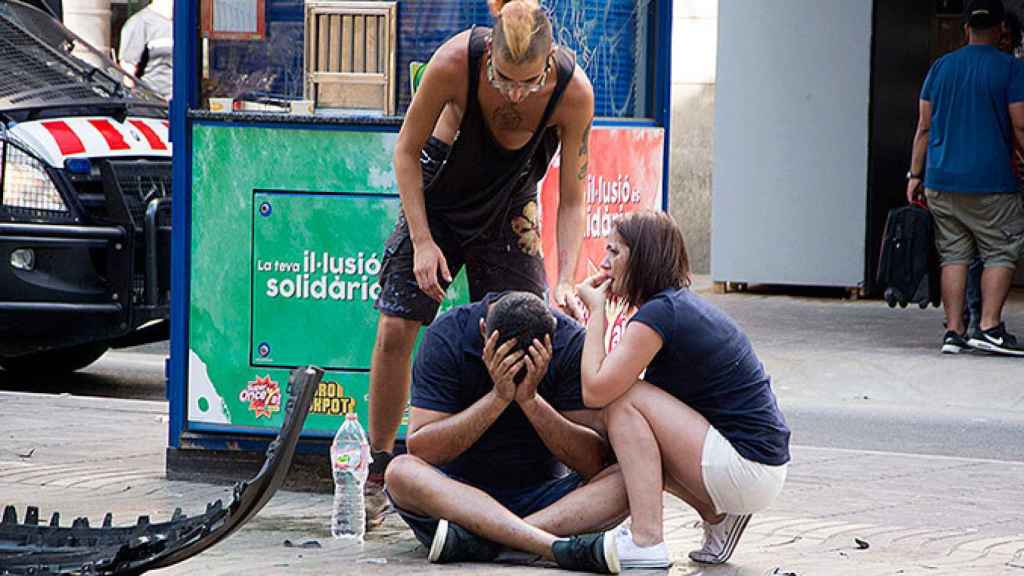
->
<box><xmin>282</xmin><ymin>539</ymin><xmax>322</xmax><ymax>549</ymax></box>
<box><xmin>0</xmin><ymin>365</ymin><xmax>324</xmax><ymax>576</ymax></box>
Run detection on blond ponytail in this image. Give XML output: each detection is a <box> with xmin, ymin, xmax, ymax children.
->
<box><xmin>489</xmin><ymin>0</ymin><xmax>540</xmax><ymax>16</ymax></box>
<box><xmin>492</xmin><ymin>0</ymin><xmax>552</xmax><ymax>64</ymax></box>
<box><xmin>491</xmin><ymin>0</ymin><xmax>540</xmax><ymax>12</ymax></box>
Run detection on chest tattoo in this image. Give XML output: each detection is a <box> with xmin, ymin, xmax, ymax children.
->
<box><xmin>493</xmin><ymin>103</ymin><xmax>523</xmax><ymax>131</ymax></box>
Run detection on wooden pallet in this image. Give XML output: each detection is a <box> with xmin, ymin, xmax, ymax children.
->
<box><xmin>712</xmin><ymin>281</ymin><xmax>865</xmax><ymax>300</ymax></box>
<box><xmin>711</xmin><ymin>281</ymin><xmax>749</xmax><ymax>294</ymax></box>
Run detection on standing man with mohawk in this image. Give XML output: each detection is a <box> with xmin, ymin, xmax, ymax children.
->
<box><xmin>364</xmin><ymin>0</ymin><xmax>596</xmax><ymax>524</ymax></box>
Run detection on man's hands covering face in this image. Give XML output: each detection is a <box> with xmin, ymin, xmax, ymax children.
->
<box><xmin>481</xmin><ymin>324</ymin><xmax>553</xmax><ymax>405</ymax></box>
<box><xmin>482</xmin><ymin>328</ymin><xmax>524</xmax><ymax>403</ymax></box>
<box><xmin>514</xmin><ymin>335</ymin><xmax>552</xmax><ymax>405</ymax></box>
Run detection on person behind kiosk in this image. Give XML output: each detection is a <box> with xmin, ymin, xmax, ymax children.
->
<box><xmin>365</xmin><ymin>0</ymin><xmax>595</xmax><ymax>522</ymax></box>
<box><xmin>118</xmin><ymin>0</ymin><xmax>173</xmax><ymax>101</ymax></box>
<box><xmin>907</xmin><ymin>0</ymin><xmax>1024</xmax><ymax>356</ymax></box>
<box><xmin>384</xmin><ymin>291</ymin><xmax>630</xmax><ymax>574</ymax></box>
<box><xmin>574</xmin><ymin>210</ymin><xmax>791</xmax><ymax>566</ymax></box>
<box><xmin>965</xmin><ymin>8</ymin><xmax>1024</xmax><ymax>335</ymax></box>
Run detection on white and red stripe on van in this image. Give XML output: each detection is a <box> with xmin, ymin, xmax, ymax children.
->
<box><xmin>8</xmin><ymin>117</ymin><xmax>171</xmax><ymax>168</ymax></box>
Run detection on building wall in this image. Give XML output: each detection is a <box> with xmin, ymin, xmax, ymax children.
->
<box><xmin>711</xmin><ymin>0</ymin><xmax>872</xmax><ymax>287</ymax></box>
<box><xmin>670</xmin><ymin>0</ymin><xmax>717</xmax><ymax>274</ymax></box>
<box><xmin>672</xmin><ymin>1</ymin><xmax>1024</xmax><ymax>283</ymax></box>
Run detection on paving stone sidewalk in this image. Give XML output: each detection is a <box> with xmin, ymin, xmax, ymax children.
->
<box><xmin>3</xmin><ymin>391</ymin><xmax>1024</xmax><ymax>576</ymax></box>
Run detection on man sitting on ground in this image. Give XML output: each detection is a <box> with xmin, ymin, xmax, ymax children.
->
<box><xmin>384</xmin><ymin>291</ymin><xmax>628</xmax><ymax>573</ymax></box>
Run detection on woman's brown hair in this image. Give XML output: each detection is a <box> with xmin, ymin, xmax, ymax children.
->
<box><xmin>489</xmin><ymin>0</ymin><xmax>553</xmax><ymax>64</ymax></box>
<box><xmin>614</xmin><ymin>210</ymin><xmax>691</xmax><ymax>308</ymax></box>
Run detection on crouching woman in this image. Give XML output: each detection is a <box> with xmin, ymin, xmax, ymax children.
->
<box><xmin>576</xmin><ymin>210</ymin><xmax>790</xmax><ymax>567</ymax></box>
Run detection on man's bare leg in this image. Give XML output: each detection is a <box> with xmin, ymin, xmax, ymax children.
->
<box><xmin>524</xmin><ymin>464</ymin><xmax>629</xmax><ymax>537</ymax></box>
<box><xmin>525</xmin><ymin>464</ymin><xmax>721</xmax><ymax>539</ymax></box>
<box><xmin>978</xmin><ymin>266</ymin><xmax>1014</xmax><ymax>331</ymax></box>
<box><xmin>941</xmin><ymin>264</ymin><xmax>969</xmax><ymax>335</ymax></box>
<box><xmin>386</xmin><ymin>455</ymin><xmax>559</xmax><ymax>558</ymax></box>
<box><xmin>368</xmin><ymin>314</ymin><xmax>421</xmax><ymax>454</ymax></box>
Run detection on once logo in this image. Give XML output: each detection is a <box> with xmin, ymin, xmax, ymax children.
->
<box><xmin>240</xmin><ymin>374</ymin><xmax>281</xmax><ymax>419</ymax></box>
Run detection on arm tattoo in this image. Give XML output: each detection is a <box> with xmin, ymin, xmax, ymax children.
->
<box><xmin>576</xmin><ymin>161</ymin><xmax>589</xmax><ymax>181</ymax></box>
<box><xmin>579</xmin><ymin>123</ymin><xmax>591</xmax><ymax>157</ymax></box>
<box><xmin>576</xmin><ymin>122</ymin><xmax>591</xmax><ymax>181</ymax></box>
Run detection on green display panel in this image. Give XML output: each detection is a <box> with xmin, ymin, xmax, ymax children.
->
<box><xmin>188</xmin><ymin>124</ymin><xmax>467</xmax><ymax>434</ymax></box>
<box><xmin>251</xmin><ymin>190</ymin><xmax>397</xmax><ymax>370</ymax></box>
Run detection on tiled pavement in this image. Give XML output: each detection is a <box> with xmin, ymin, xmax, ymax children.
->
<box><xmin>3</xmin><ymin>391</ymin><xmax>1024</xmax><ymax>576</ymax></box>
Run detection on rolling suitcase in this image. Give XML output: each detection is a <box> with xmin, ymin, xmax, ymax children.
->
<box><xmin>876</xmin><ymin>201</ymin><xmax>941</xmax><ymax>309</ymax></box>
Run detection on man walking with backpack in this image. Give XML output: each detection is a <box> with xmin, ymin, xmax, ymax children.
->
<box><xmin>907</xmin><ymin>0</ymin><xmax>1024</xmax><ymax>356</ymax></box>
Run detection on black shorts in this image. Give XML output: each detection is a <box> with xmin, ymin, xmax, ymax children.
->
<box><xmin>376</xmin><ymin>137</ymin><xmax>548</xmax><ymax>324</ymax></box>
<box><xmin>374</xmin><ymin>210</ymin><xmax>547</xmax><ymax>324</ymax></box>
<box><xmin>386</xmin><ymin>472</ymin><xmax>582</xmax><ymax>550</ymax></box>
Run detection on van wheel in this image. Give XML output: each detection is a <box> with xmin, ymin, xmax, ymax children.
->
<box><xmin>0</xmin><ymin>343</ymin><xmax>109</xmax><ymax>375</ymax></box>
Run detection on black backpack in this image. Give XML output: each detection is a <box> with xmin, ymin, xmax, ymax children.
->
<box><xmin>876</xmin><ymin>203</ymin><xmax>941</xmax><ymax>309</ymax></box>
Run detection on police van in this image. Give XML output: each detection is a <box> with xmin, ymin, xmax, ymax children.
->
<box><xmin>0</xmin><ymin>0</ymin><xmax>171</xmax><ymax>373</ymax></box>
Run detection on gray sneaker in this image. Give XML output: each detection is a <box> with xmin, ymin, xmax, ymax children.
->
<box><xmin>364</xmin><ymin>450</ymin><xmax>394</xmax><ymax>530</ymax></box>
<box><xmin>688</xmin><ymin>514</ymin><xmax>751</xmax><ymax>565</ymax></box>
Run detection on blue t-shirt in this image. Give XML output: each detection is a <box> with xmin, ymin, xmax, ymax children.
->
<box><xmin>629</xmin><ymin>289</ymin><xmax>791</xmax><ymax>466</ymax></box>
<box><xmin>921</xmin><ymin>44</ymin><xmax>1024</xmax><ymax>194</ymax></box>
<box><xmin>411</xmin><ymin>294</ymin><xmax>586</xmax><ymax>491</ymax></box>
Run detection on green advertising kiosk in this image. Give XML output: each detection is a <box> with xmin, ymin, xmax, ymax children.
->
<box><xmin>167</xmin><ymin>0</ymin><xmax>674</xmax><ymax>469</ymax></box>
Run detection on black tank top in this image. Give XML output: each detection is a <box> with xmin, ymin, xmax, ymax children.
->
<box><xmin>423</xmin><ymin>26</ymin><xmax>575</xmax><ymax>244</ymax></box>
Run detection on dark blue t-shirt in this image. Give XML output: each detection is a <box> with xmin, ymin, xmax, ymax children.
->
<box><xmin>411</xmin><ymin>294</ymin><xmax>586</xmax><ymax>491</ymax></box>
<box><xmin>629</xmin><ymin>289</ymin><xmax>790</xmax><ymax>466</ymax></box>
<box><xmin>921</xmin><ymin>44</ymin><xmax>1024</xmax><ymax>194</ymax></box>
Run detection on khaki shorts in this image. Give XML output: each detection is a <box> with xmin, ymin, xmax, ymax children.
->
<box><xmin>701</xmin><ymin>426</ymin><xmax>787</xmax><ymax>515</ymax></box>
<box><xmin>925</xmin><ymin>189</ymin><xmax>1024</xmax><ymax>269</ymax></box>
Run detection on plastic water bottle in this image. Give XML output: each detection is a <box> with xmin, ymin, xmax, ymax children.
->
<box><xmin>330</xmin><ymin>413</ymin><xmax>371</xmax><ymax>542</ymax></box>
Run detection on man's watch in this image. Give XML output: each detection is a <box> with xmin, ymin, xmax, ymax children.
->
<box><xmin>906</xmin><ymin>170</ymin><xmax>922</xmax><ymax>180</ymax></box>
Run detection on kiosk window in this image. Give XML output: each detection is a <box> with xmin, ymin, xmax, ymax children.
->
<box><xmin>397</xmin><ymin>0</ymin><xmax>656</xmax><ymax>118</ymax></box>
<box><xmin>202</xmin><ymin>0</ymin><xmax>267</xmax><ymax>40</ymax></box>
<box><xmin>199</xmin><ymin>0</ymin><xmax>658</xmax><ymax>119</ymax></box>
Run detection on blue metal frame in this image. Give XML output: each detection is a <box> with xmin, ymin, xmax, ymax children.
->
<box><xmin>592</xmin><ymin>118</ymin><xmax>659</xmax><ymax>129</ymax></box>
<box><xmin>167</xmin><ymin>0</ymin><xmax>197</xmax><ymax>449</ymax></box>
<box><xmin>167</xmin><ymin>0</ymin><xmax>675</xmax><ymax>451</ymax></box>
<box><xmin>654</xmin><ymin>0</ymin><xmax>673</xmax><ymax>211</ymax></box>
<box><xmin>191</xmin><ymin>118</ymin><xmax>402</xmax><ymax>133</ymax></box>
<box><xmin>190</xmin><ymin>421</ymin><xmax>335</xmax><ymax>440</ymax></box>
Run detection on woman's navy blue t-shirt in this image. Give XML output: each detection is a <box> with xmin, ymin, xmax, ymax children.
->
<box><xmin>629</xmin><ymin>288</ymin><xmax>790</xmax><ymax>466</ymax></box>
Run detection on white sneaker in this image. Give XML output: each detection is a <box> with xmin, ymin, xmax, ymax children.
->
<box><xmin>688</xmin><ymin>514</ymin><xmax>751</xmax><ymax>565</ymax></box>
<box><xmin>615</xmin><ymin>525</ymin><xmax>672</xmax><ymax>569</ymax></box>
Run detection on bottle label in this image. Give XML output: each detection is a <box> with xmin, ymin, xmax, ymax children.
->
<box><xmin>333</xmin><ymin>447</ymin><xmax>363</xmax><ymax>472</ymax></box>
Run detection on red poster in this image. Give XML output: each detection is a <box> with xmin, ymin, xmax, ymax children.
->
<box><xmin>538</xmin><ymin>127</ymin><xmax>664</xmax><ymax>350</ymax></box>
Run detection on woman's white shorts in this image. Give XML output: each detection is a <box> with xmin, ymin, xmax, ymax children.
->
<box><xmin>701</xmin><ymin>426</ymin><xmax>787</xmax><ymax>515</ymax></box>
